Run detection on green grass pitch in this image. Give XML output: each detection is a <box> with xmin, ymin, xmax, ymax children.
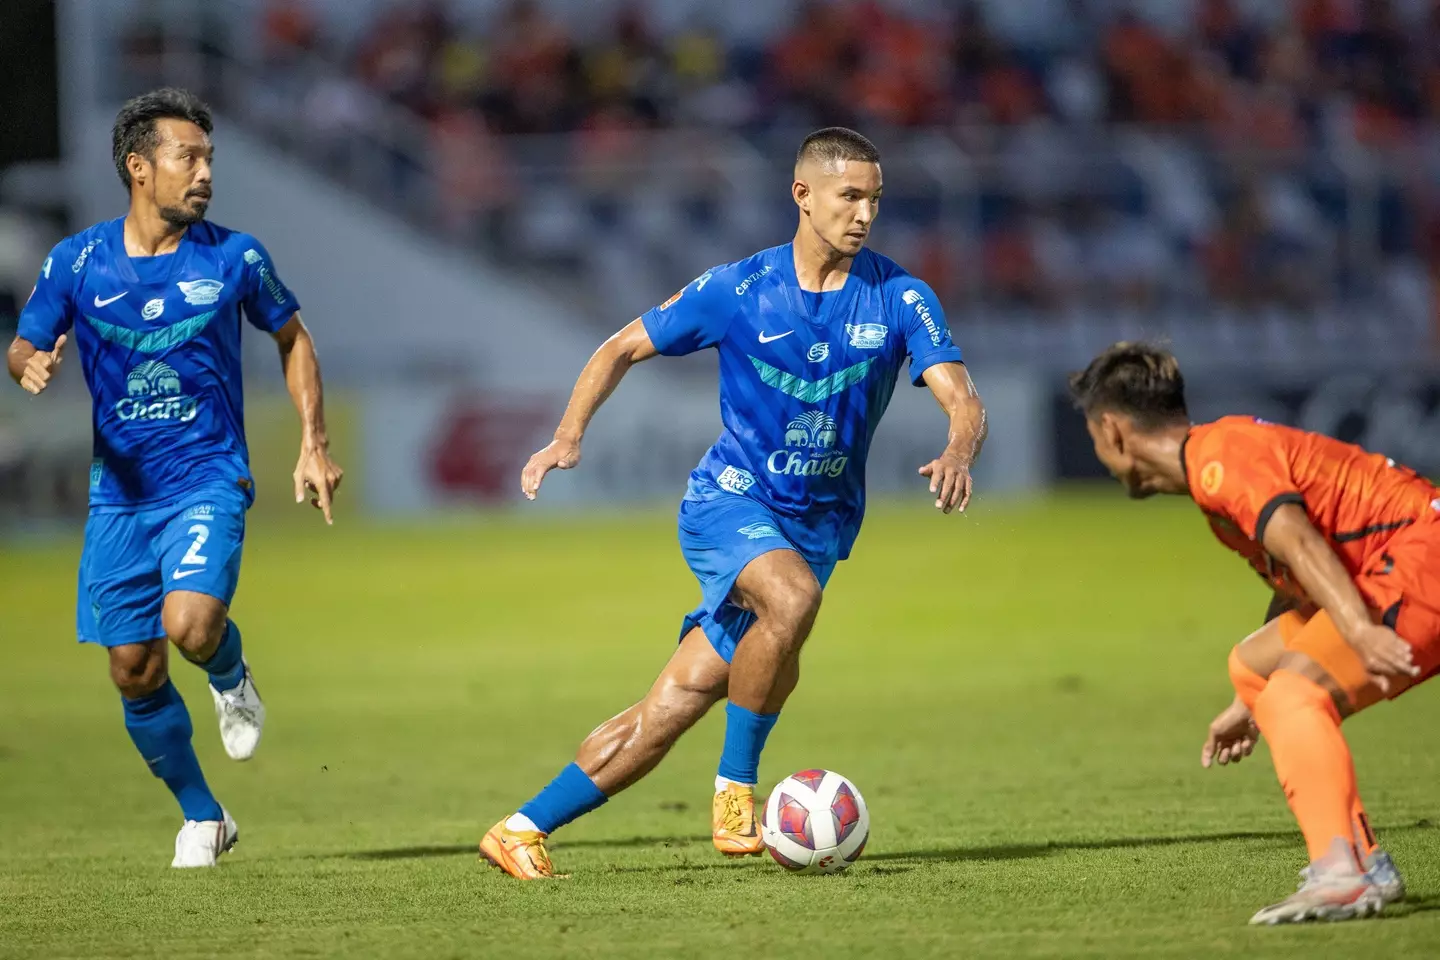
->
<box><xmin>3</xmin><ymin>492</ymin><xmax>1439</xmax><ymax>958</ymax></box>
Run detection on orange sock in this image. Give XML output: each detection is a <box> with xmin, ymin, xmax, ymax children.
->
<box><xmin>1228</xmin><ymin>646</ymin><xmax>1266</xmax><ymax>711</ymax></box>
<box><xmin>1251</xmin><ymin>669</ymin><xmax>1363</xmax><ymax>867</ymax></box>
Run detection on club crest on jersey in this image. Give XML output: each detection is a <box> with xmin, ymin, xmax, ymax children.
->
<box><xmin>116</xmin><ymin>360</ymin><xmax>197</xmax><ymax>423</ymax></box>
<box><xmin>808</xmin><ymin>342</ymin><xmax>830</xmax><ymax>362</ymax></box>
<box><xmin>768</xmin><ymin>411</ymin><xmax>849</xmax><ymax>479</ymax></box>
<box><xmin>178</xmin><ymin>278</ymin><xmax>224</xmax><ymax>306</ymax></box>
<box><xmin>847</xmin><ymin>323</ymin><xmax>887</xmax><ymax>349</ymax></box>
<box><xmin>1200</xmin><ymin>461</ymin><xmax>1225</xmax><ymax>496</ymax></box>
<box><xmin>141</xmin><ymin>298</ymin><xmax>166</xmax><ymax>320</ymax></box>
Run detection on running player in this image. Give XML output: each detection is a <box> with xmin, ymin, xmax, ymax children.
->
<box><xmin>6</xmin><ymin>89</ymin><xmax>343</xmax><ymax>867</ymax></box>
<box><xmin>480</xmin><ymin>127</ymin><xmax>987</xmax><ymax>879</ymax></box>
<box><xmin>1068</xmin><ymin>341</ymin><xmax>1439</xmax><ymax>924</ymax></box>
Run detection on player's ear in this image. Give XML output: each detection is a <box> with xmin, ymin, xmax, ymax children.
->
<box><xmin>127</xmin><ymin>153</ymin><xmax>149</xmax><ymax>188</ymax></box>
<box><xmin>1100</xmin><ymin>412</ymin><xmax>1125</xmax><ymax>453</ymax></box>
<box><xmin>793</xmin><ymin>179</ymin><xmax>811</xmax><ymax>214</ymax></box>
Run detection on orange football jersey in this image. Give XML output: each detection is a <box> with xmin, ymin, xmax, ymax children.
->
<box><xmin>1184</xmin><ymin>416</ymin><xmax>1440</xmax><ymax>601</ymax></box>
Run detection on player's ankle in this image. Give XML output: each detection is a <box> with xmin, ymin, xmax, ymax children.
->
<box><xmin>715</xmin><ymin>776</ymin><xmax>755</xmax><ymax>792</ymax></box>
<box><xmin>505</xmin><ymin>813</ymin><xmax>542</xmax><ymax>833</ymax></box>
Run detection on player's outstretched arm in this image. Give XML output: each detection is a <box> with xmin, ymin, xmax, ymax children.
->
<box><xmin>273</xmin><ymin>314</ymin><xmax>343</xmax><ymax>524</ymax></box>
<box><xmin>522</xmin><ymin>319</ymin><xmax>659</xmax><ymax>501</ymax></box>
<box><xmin>7</xmin><ymin>335</ymin><xmax>67</xmax><ymax>395</ymax></box>
<box><xmin>1262</xmin><ymin>503</ymin><xmax>1419</xmax><ymax>685</ymax></box>
<box><xmin>918</xmin><ymin>362</ymin><xmax>987</xmax><ymax>514</ymax></box>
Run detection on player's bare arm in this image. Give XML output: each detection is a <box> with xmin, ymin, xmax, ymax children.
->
<box><xmin>521</xmin><ymin>318</ymin><xmax>659</xmax><ymax>500</ymax></box>
<box><xmin>6</xmin><ymin>334</ymin><xmax>68</xmax><ymax>395</ymax></box>
<box><xmin>274</xmin><ymin>314</ymin><xmax>342</xmax><ymax>524</ymax></box>
<box><xmin>1261</xmin><ymin>503</ymin><xmax>1418</xmax><ymax>684</ymax></box>
<box><xmin>918</xmin><ymin>362</ymin><xmax>986</xmax><ymax>514</ymax></box>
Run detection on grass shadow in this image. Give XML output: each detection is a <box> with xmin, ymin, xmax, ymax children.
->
<box><xmin>344</xmin><ymin>834</ymin><xmax>713</xmax><ymax>861</ymax></box>
<box><xmin>869</xmin><ymin>822</ymin><xmax>1436</xmax><ymax>865</ymax></box>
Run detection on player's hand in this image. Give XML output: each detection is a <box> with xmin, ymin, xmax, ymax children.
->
<box><xmin>918</xmin><ymin>452</ymin><xmax>973</xmax><ymax>514</ymax></box>
<box><xmin>521</xmin><ymin>435</ymin><xmax>581</xmax><ymax>501</ymax></box>
<box><xmin>1201</xmin><ymin>696</ymin><xmax>1259</xmax><ymax>769</ymax></box>
<box><xmin>293</xmin><ymin>444</ymin><xmax>343</xmax><ymax>525</ymax></box>
<box><xmin>1345</xmin><ymin>622</ymin><xmax>1420</xmax><ymax>691</ymax></box>
<box><xmin>19</xmin><ymin>335</ymin><xmax>66</xmax><ymax>395</ymax></box>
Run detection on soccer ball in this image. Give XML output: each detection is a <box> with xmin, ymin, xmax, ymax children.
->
<box><xmin>761</xmin><ymin>769</ymin><xmax>869</xmax><ymax>874</ymax></box>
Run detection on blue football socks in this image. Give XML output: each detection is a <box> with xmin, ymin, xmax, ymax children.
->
<box><xmin>517</xmin><ymin>762</ymin><xmax>608</xmax><ymax>834</ymax></box>
<box><xmin>198</xmin><ymin>620</ymin><xmax>245</xmax><ymax>693</ymax></box>
<box><xmin>717</xmin><ymin>701</ymin><xmax>780</xmax><ymax>785</ymax></box>
<box><xmin>122</xmin><ymin>680</ymin><xmax>223</xmax><ymax>823</ymax></box>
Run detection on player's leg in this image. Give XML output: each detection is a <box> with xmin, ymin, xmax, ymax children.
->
<box><xmin>481</xmin><ymin>627</ymin><xmax>730</xmax><ymax>879</ymax></box>
<box><xmin>81</xmin><ymin>508</ymin><xmax>234</xmax><ymax>867</ymax></box>
<box><xmin>1246</xmin><ymin>590</ymin><xmax>1440</xmax><ymax>925</ymax></box>
<box><xmin>158</xmin><ymin>488</ymin><xmax>261</xmax><ymax>760</ymax></box>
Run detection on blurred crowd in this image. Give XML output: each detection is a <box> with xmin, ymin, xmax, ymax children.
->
<box><xmin>120</xmin><ymin>0</ymin><xmax>1440</xmax><ymax>326</ymax></box>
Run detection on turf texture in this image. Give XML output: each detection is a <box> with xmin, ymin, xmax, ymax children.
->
<box><xmin>2</xmin><ymin>492</ymin><xmax>1439</xmax><ymax>958</ymax></box>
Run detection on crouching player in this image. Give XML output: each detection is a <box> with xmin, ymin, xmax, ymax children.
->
<box><xmin>1068</xmin><ymin>341</ymin><xmax>1439</xmax><ymax>924</ymax></box>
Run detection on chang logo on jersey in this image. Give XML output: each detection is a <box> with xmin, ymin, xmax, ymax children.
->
<box><xmin>847</xmin><ymin>323</ymin><xmax>887</xmax><ymax>349</ymax></box>
<box><xmin>178</xmin><ymin>278</ymin><xmax>224</xmax><ymax>306</ymax></box>
<box><xmin>141</xmin><ymin>298</ymin><xmax>166</xmax><ymax>320</ymax></box>
<box><xmin>72</xmin><ymin>237</ymin><xmax>102</xmax><ymax>273</ymax></box>
<box><xmin>901</xmin><ymin>289</ymin><xmax>943</xmax><ymax>346</ymax></box>
<box><xmin>768</xmin><ymin>411</ymin><xmax>849</xmax><ymax>479</ymax></box>
<box><xmin>115</xmin><ymin>360</ymin><xmax>198</xmax><ymax>423</ymax></box>
<box><xmin>244</xmin><ymin>249</ymin><xmax>289</xmax><ymax>306</ymax></box>
<box><xmin>734</xmin><ymin>264</ymin><xmax>773</xmax><ymax>296</ymax></box>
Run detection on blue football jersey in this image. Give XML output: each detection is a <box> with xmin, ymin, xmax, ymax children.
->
<box><xmin>641</xmin><ymin>243</ymin><xmax>963</xmax><ymax>562</ymax></box>
<box><xmin>17</xmin><ymin>217</ymin><xmax>298</xmax><ymax>508</ymax></box>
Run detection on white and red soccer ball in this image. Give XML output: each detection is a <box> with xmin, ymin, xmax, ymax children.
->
<box><xmin>761</xmin><ymin>769</ymin><xmax>869</xmax><ymax>874</ymax></box>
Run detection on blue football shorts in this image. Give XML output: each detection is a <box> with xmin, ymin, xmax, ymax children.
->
<box><xmin>75</xmin><ymin>483</ymin><xmax>248</xmax><ymax>647</ymax></box>
<box><xmin>676</xmin><ymin>493</ymin><xmax>835</xmax><ymax>663</ymax></box>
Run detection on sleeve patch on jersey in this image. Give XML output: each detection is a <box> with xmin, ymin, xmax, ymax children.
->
<box><xmin>660</xmin><ymin>288</ymin><xmax>684</xmax><ymax>310</ymax></box>
<box><xmin>1199</xmin><ymin>460</ymin><xmax>1225</xmax><ymax>496</ymax></box>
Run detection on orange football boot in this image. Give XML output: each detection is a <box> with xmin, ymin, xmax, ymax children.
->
<box><xmin>712</xmin><ymin>783</ymin><xmax>765</xmax><ymax>857</ymax></box>
<box><xmin>479</xmin><ymin>819</ymin><xmax>568</xmax><ymax>879</ymax></box>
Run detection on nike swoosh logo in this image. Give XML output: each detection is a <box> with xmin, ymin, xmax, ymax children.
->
<box><xmin>171</xmin><ymin>569</ymin><xmax>205</xmax><ymax>580</ymax></box>
<box><xmin>94</xmin><ymin>292</ymin><xmax>127</xmax><ymax>307</ymax></box>
<box><xmin>758</xmin><ymin>331</ymin><xmax>794</xmax><ymax>343</ymax></box>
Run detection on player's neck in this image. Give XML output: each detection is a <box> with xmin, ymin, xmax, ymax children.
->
<box><xmin>1135</xmin><ymin>425</ymin><xmax>1192</xmax><ymax>495</ymax></box>
<box><xmin>123</xmin><ymin>207</ymin><xmax>190</xmax><ymax>258</ymax></box>
<box><xmin>791</xmin><ymin>229</ymin><xmax>853</xmax><ymax>293</ymax></box>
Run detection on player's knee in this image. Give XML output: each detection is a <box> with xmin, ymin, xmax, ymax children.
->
<box><xmin>109</xmin><ymin>646</ymin><xmax>167</xmax><ymax>697</ymax></box>
<box><xmin>758</xmin><ymin>575</ymin><xmax>822</xmax><ymax>643</ymax></box>
<box><xmin>163</xmin><ymin>600</ymin><xmax>227</xmax><ymax>660</ymax></box>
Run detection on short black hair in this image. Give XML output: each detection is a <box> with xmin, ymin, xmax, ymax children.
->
<box><xmin>1068</xmin><ymin>341</ymin><xmax>1189</xmax><ymax>429</ymax></box>
<box><xmin>112</xmin><ymin>87</ymin><xmax>213</xmax><ymax>189</ymax></box>
<box><xmin>796</xmin><ymin>127</ymin><xmax>880</xmax><ymax>170</ymax></box>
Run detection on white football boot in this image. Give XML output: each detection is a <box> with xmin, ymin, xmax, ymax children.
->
<box><xmin>210</xmin><ymin>659</ymin><xmax>265</xmax><ymax>761</ymax></box>
<box><xmin>1250</xmin><ymin>840</ymin><xmax>1385</xmax><ymax>925</ymax></box>
<box><xmin>172</xmin><ymin>809</ymin><xmax>239</xmax><ymax>868</ymax></box>
<box><xmin>1363</xmin><ymin>849</ymin><xmax>1406</xmax><ymax>906</ymax></box>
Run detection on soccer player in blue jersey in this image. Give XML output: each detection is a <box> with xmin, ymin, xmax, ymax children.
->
<box><xmin>481</xmin><ymin>128</ymin><xmax>987</xmax><ymax>879</ymax></box>
<box><xmin>6</xmin><ymin>89</ymin><xmax>342</xmax><ymax>867</ymax></box>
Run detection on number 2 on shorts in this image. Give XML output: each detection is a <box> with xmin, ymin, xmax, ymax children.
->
<box><xmin>180</xmin><ymin>523</ymin><xmax>210</xmax><ymax>567</ymax></box>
